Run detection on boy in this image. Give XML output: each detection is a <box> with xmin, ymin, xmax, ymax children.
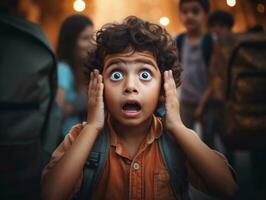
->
<box><xmin>208</xmin><ymin>10</ymin><xmax>234</xmax><ymax>39</ymax></box>
<box><xmin>41</xmin><ymin>16</ymin><xmax>237</xmax><ymax>200</ymax></box>
<box><xmin>176</xmin><ymin>0</ymin><xmax>213</xmax><ymax>145</ymax></box>
<box><xmin>198</xmin><ymin>10</ymin><xmax>235</xmax><ymax>152</ymax></box>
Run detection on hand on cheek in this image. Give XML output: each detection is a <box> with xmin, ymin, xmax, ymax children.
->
<box><xmin>163</xmin><ymin>70</ymin><xmax>184</xmax><ymax>132</ymax></box>
<box><xmin>87</xmin><ymin>69</ymin><xmax>105</xmax><ymax>131</ymax></box>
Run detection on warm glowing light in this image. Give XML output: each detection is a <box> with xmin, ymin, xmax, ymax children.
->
<box><xmin>159</xmin><ymin>17</ymin><xmax>170</xmax><ymax>26</ymax></box>
<box><xmin>73</xmin><ymin>0</ymin><xmax>86</xmax><ymax>12</ymax></box>
<box><xmin>257</xmin><ymin>3</ymin><xmax>265</xmax><ymax>13</ymax></box>
<box><xmin>226</xmin><ymin>0</ymin><xmax>236</xmax><ymax>7</ymax></box>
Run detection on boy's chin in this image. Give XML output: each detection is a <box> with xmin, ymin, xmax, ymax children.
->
<box><xmin>186</xmin><ymin>24</ymin><xmax>200</xmax><ymax>31</ymax></box>
<box><xmin>110</xmin><ymin>114</ymin><xmax>153</xmax><ymax>127</ymax></box>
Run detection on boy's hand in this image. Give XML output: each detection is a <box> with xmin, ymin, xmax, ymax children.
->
<box><xmin>163</xmin><ymin>70</ymin><xmax>184</xmax><ymax>132</ymax></box>
<box><xmin>87</xmin><ymin>69</ymin><xmax>105</xmax><ymax>132</ymax></box>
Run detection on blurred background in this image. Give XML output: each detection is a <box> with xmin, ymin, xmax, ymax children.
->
<box><xmin>1</xmin><ymin>0</ymin><xmax>266</xmax><ymax>200</ymax></box>
<box><xmin>16</xmin><ymin>0</ymin><xmax>266</xmax><ymax>47</ymax></box>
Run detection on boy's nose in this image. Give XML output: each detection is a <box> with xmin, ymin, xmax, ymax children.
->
<box><xmin>123</xmin><ymin>76</ymin><xmax>138</xmax><ymax>95</ymax></box>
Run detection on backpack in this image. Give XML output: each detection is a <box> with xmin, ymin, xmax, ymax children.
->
<box><xmin>223</xmin><ymin>33</ymin><xmax>266</xmax><ymax>150</ymax></box>
<box><xmin>0</xmin><ymin>14</ymin><xmax>57</xmax><ymax>199</ymax></box>
<box><xmin>75</xmin><ymin>127</ymin><xmax>190</xmax><ymax>200</ymax></box>
<box><xmin>175</xmin><ymin>33</ymin><xmax>214</xmax><ymax>67</ymax></box>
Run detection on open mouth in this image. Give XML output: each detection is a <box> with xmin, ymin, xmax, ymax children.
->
<box><xmin>122</xmin><ymin>102</ymin><xmax>141</xmax><ymax>112</ymax></box>
<box><xmin>121</xmin><ymin>100</ymin><xmax>142</xmax><ymax>116</ymax></box>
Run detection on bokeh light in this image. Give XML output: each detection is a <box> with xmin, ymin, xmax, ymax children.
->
<box><xmin>159</xmin><ymin>17</ymin><xmax>170</xmax><ymax>26</ymax></box>
<box><xmin>257</xmin><ymin>3</ymin><xmax>265</xmax><ymax>13</ymax></box>
<box><xmin>73</xmin><ymin>0</ymin><xmax>86</xmax><ymax>12</ymax></box>
<box><xmin>227</xmin><ymin>0</ymin><xmax>236</xmax><ymax>7</ymax></box>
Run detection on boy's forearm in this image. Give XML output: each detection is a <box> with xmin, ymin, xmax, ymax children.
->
<box><xmin>198</xmin><ymin>85</ymin><xmax>212</xmax><ymax>109</ymax></box>
<box><xmin>41</xmin><ymin>124</ymin><xmax>100</xmax><ymax>200</ymax></box>
<box><xmin>170</xmin><ymin>125</ymin><xmax>238</xmax><ymax>197</ymax></box>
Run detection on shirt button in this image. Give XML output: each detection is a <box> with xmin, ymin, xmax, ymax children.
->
<box><xmin>133</xmin><ymin>162</ymin><xmax>140</xmax><ymax>170</ymax></box>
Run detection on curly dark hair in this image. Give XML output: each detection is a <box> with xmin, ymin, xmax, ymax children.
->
<box><xmin>85</xmin><ymin>16</ymin><xmax>181</xmax><ymax>88</ymax></box>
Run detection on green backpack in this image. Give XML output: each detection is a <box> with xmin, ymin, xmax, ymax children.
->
<box><xmin>0</xmin><ymin>13</ymin><xmax>57</xmax><ymax>199</ymax></box>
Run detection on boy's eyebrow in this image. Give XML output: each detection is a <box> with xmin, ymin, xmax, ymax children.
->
<box><xmin>105</xmin><ymin>58</ymin><xmax>126</xmax><ymax>68</ymax></box>
<box><xmin>104</xmin><ymin>58</ymin><xmax>158</xmax><ymax>70</ymax></box>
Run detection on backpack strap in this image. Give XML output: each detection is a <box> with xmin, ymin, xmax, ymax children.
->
<box><xmin>201</xmin><ymin>33</ymin><xmax>214</xmax><ymax>67</ymax></box>
<box><xmin>77</xmin><ymin>123</ymin><xmax>190</xmax><ymax>199</ymax></box>
<box><xmin>176</xmin><ymin>33</ymin><xmax>213</xmax><ymax>67</ymax></box>
<box><xmin>175</xmin><ymin>33</ymin><xmax>186</xmax><ymax>62</ymax></box>
<box><xmin>158</xmin><ymin>131</ymin><xmax>190</xmax><ymax>200</ymax></box>
<box><xmin>76</xmin><ymin>128</ymin><xmax>109</xmax><ymax>200</ymax></box>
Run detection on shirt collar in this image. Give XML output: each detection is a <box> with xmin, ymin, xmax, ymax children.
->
<box><xmin>107</xmin><ymin>114</ymin><xmax>163</xmax><ymax>147</ymax></box>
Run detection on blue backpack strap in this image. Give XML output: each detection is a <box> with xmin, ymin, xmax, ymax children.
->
<box><xmin>158</xmin><ymin>131</ymin><xmax>190</xmax><ymax>200</ymax></box>
<box><xmin>76</xmin><ymin>128</ymin><xmax>109</xmax><ymax>200</ymax></box>
<box><xmin>201</xmin><ymin>33</ymin><xmax>214</xmax><ymax>67</ymax></box>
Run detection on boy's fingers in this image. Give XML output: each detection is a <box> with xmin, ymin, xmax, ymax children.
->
<box><xmin>97</xmin><ymin>83</ymin><xmax>104</xmax><ymax>102</ymax></box>
<box><xmin>95</xmin><ymin>79</ymin><xmax>103</xmax><ymax>102</ymax></box>
<box><xmin>96</xmin><ymin>73</ymin><xmax>102</xmax><ymax>88</ymax></box>
<box><xmin>164</xmin><ymin>70</ymin><xmax>168</xmax><ymax>83</ymax></box>
<box><xmin>97</xmin><ymin>74</ymin><xmax>103</xmax><ymax>84</ymax></box>
<box><xmin>164</xmin><ymin>70</ymin><xmax>176</xmax><ymax>98</ymax></box>
<box><xmin>96</xmin><ymin>76</ymin><xmax>101</xmax><ymax>96</ymax></box>
<box><xmin>169</xmin><ymin>70</ymin><xmax>174</xmax><ymax>87</ymax></box>
<box><xmin>170</xmin><ymin>70</ymin><xmax>174</xmax><ymax>85</ymax></box>
<box><xmin>170</xmin><ymin>70</ymin><xmax>177</xmax><ymax>95</ymax></box>
<box><xmin>95</xmin><ymin>74</ymin><xmax>104</xmax><ymax>102</ymax></box>
<box><xmin>88</xmin><ymin>73</ymin><xmax>94</xmax><ymax>100</ymax></box>
<box><xmin>88</xmin><ymin>72</ymin><xmax>93</xmax><ymax>94</ymax></box>
<box><xmin>92</xmin><ymin>69</ymin><xmax>98</xmax><ymax>91</ymax></box>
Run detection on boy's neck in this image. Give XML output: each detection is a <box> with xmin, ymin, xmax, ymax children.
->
<box><xmin>186</xmin><ymin>29</ymin><xmax>203</xmax><ymax>45</ymax></box>
<box><xmin>110</xmin><ymin>116</ymin><xmax>153</xmax><ymax>157</ymax></box>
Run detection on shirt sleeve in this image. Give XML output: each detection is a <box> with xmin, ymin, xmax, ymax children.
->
<box><xmin>42</xmin><ymin>123</ymin><xmax>84</xmax><ymax>198</ymax></box>
<box><xmin>186</xmin><ymin>150</ymin><xmax>237</xmax><ymax>194</ymax></box>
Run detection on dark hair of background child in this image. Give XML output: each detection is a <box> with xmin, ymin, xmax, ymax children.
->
<box><xmin>179</xmin><ymin>0</ymin><xmax>210</xmax><ymax>13</ymax></box>
<box><xmin>208</xmin><ymin>10</ymin><xmax>234</xmax><ymax>29</ymax></box>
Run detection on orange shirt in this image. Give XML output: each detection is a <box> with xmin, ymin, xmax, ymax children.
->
<box><xmin>42</xmin><ymin>115</ymin><xmax>235</xmax><ymax>200</ymax></box>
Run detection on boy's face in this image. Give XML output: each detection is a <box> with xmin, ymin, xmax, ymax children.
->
<box><xmin>180</xmin><ymin>1</ymin><xmax>206</xmax><ymax>32</ymax></box>
<box><xmin>102</xmin><ymin>50</ymin><xmax>161</xmax><ymax>127</ymax></box>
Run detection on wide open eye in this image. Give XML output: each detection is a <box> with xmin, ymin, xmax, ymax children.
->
<box><xmin>139</xmin><ymin>70</ymin><xmax>152</xmax><ymax>81</ymax></box>
<box><xmin>110</xmin><ymin>71</ymin><xmax>123</xmax><ymax>81</ymax></box>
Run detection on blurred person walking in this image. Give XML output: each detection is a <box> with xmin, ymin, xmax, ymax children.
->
<box><xmin>197</xmin><ymin>10</ymin><xmax>235</xmax><ymax>151</ymax></box>
<box><xmin>56</xmin><ymin>15</ymin><xmax>94</xmax><ymax>137</ymax></box>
